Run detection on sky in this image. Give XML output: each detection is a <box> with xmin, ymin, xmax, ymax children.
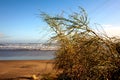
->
<box><xmin>0</xmin><ymin>0</ymin><xmax>120</xmax><ymax>43</ymax></box>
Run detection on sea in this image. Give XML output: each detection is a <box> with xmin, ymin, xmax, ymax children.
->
<box><xmin>0</xmin><ymin>50</ymin><xmax>55</xmax><ymax>60</ymax></box>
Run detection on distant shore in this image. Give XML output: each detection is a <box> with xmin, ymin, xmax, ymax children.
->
<box><xmin>0</xmin><ymin>49</ymin><xmax>57</xmax><ymax>51</ymax></box>
<box><xmin>0</xmin><ymin>60</ymin><xmax>54</xmax><ymax>79</ymax></box>
<box><xmin>0</xmin><ymin>43</ymin><xmax>58</xmax><ymax>51</ymax></box>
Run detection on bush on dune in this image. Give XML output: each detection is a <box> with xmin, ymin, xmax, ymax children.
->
<box><xmin>41</xmin><ymin>7</ymin><xmax>120</xmax><ymax>80</ymax></box>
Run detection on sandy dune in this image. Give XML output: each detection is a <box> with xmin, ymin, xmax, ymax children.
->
<box><xmin>0</xmin><ymin>60</ymin><xmax>54</xmax><ymax>80</ymax></box>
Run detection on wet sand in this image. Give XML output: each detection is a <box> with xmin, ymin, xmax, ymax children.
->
<box><xmin>0</xmin><ymin>60</ymin><xmax>54</xmax><ymax>80</ymax></box>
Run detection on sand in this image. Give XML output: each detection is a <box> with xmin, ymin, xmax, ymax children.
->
<box><xmin>0</xmin><ymin>60</ymin><xmax>54</xmax><ymax>80</ymax></box>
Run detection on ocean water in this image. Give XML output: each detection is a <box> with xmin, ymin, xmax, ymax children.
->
<box><xmin>0</xmin><ymin>50</ymin><xmax>55</xmax><ymax>60</ymax></box>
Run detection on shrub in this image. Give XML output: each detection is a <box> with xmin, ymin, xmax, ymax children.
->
<box><xmin>41</xmin><ymin>8</ymin><xmax>120</xmax><ymax>80</ymax></box>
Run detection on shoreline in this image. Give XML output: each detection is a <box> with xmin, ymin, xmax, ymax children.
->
<box><xmin>0</xmin><ymin>59</ymin><xmax>54</xmax><ymax>61</ymax></box>
<box><xmin>0</xmin><ymin>49</ymin><xmax>57</xmax><ymax>51</ymax></box>
<box><xmin>0</xmin><ymin>60</ymin><xmax>54</xmax><ymax>79</ymax></box>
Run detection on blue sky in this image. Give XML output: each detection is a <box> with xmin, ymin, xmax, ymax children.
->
<box><xmin>0</xmin><ymin>0</ymin><xmax>120</xmax><ymax>43</ymax></box>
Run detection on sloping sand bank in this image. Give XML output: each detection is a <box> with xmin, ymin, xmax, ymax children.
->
<box><xmin>0</xmin><ymin>60</ymin><xmax>54</xmax><ymax>80</ymax></box>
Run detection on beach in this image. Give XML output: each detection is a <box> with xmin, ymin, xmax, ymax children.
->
<box><xmin>0</xmin><ymin>60</ymin><xmax>54</xmax><ymax>80</ymax></box>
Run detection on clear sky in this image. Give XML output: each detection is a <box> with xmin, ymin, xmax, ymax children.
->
<box><xmin>0</xmin><ymin>0</ymin><xmax>120</xmax><ymax>43</ymax></box>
